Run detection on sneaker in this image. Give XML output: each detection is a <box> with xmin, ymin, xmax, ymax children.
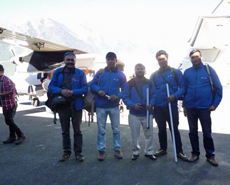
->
<box><xmin>75</xmin><ymin>154</ymin><xmax>84</xmax><ymax>162</ymax></box>
<box><xmin>177</xmin><ymin>153</ymin><xmax>188</xmax><ymax>161</ymax></box>
<box><xmin>207</xmin><ymin>157</ymin><xmax>218</xmax><ymax>166</ymax></box>
<box><xmin>154</xmin><ymin>149</ymin><xmax>167</xmax><ymax>157</ymax></box>
<box><xmin>3</xmin><ymin>137</ymin><xmax>16</xmax><ymax>144</ymax></box>
<box><xmin>98</xmin><ymin>151</ymin><xmax>106</xmax><ymax>161</ymax></box>
<box><xmin>145</xmin><ymin>154</ymin><xmax>157</xmax><ymax>160</ymax></box>
<box><xmin>59</xmin><ymin>153</ymin><xmax>71</xmax><ymax>162</ymax></box>
<box><xmin>14</xmin><ymin>135</ymin><xmax>26</xmax><ymax>145</ymax></box>
<box><xmin>131</xmin><ymin>154</ymin><xmax>139</xmax><ymax>161</ymax></box>
<box><xmin>188</xmin><ymin>155</ymin><xmax>199</xmax><ymax>162</ymax></box>
<box><xmin>114</xmin><ymin>150</ymin><xmax>123</xmax><ymax>159</ymax></box>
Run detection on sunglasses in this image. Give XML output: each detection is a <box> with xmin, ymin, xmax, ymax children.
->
<box><xmin>66</xmin><ymin>59</ymin><xmax>75</xmax><ymax>62</ymax></box>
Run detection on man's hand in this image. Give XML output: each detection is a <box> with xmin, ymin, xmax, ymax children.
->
<box><xmin>183</xmin><ymin>107</ymin><xmax>187</xmax><ymax>117</ymax></box>
<box><xmin>98</xmin><ymin>90</ymin><xmax>105</xmax><ymax>97</ymax></box>
<box><xmin>61</xmin><ymin>89</ymin><xmax>73</xmax><ymax>98</ymax></box>
<box><xmin>109</xmin><ymin>95</ymin><xmax>119</xmax><ymax>101</ymax></box>
<box><xmin>146</xmin><ymin>104</ymin><xmax>152</xmax><ymax>110</ymax></box>
<box><xmin>134</xmin><ymin>103</ymin><xmax>144</xmax><ymax>110</ymax></box>
<box><xmin>167</xmin><ymin>95</ymin><xmax>176</xmax><ymax>103</ymax></box>
<box><xmin>209</xmin><ymin>105</ymin><xmax>216</xmax><ymax>111</ymax></box>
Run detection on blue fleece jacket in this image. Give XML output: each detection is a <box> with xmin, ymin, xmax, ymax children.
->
<box><xmin>48</xmin><ymin>67</ymin><xmax>88</xmax><ymax>110</ymax></box>
<box><xmin>123</xmin><ymin>78</ymin><xmax>156</xmax><ymax>116</ymax></box>
<box><xmin>150</xmin><ymin>67</ymin><xmax>183</xmax><ymax>107</ymax></box>
<box><xmin>179</xmin><ymin>62</ymin><xmax>222</xmax><ymax>109</ymax></box>
<box><xmin>90</xmin><ymin>67</ymin><xmax>126</xmax><ymax>108</ymax></box>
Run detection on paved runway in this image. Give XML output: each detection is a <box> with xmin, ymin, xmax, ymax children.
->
<box><xmin>0</xmin><ymin>90</ymin><xmax>229</xmax><ymax>185</ymax></box>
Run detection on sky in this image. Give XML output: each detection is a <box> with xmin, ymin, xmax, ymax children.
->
<box><xmin>0</xmin><ymin>0</ymin><xmax>226</xmax><ymax>77</ymax></box>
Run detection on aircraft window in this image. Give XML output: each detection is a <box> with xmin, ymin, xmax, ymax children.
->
<box><xmin>37</xmin><ymin>73</ymin><xmax>42</xmax><ymax>79</ymax></box>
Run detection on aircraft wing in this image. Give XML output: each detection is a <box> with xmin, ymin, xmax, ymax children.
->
<box><xmin>0</xmin><ymin>27</ymin><xmax>88</xmax><ymax>71</ymax></box>
<box><xmin>185</xmin><ymin>0</ymin><xmax>230</xmax><ymax>64</ymax></box>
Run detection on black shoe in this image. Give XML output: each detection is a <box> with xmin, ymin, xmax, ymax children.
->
<box><xmin>207</xmin><ymin>158</ymin><xmax>218</xmax><ymax>166</ymax></box>
<box><xmin>59</xmin><ymin>153</ymin><xmax>71</xmax><ymax>162</ymax></box>
<box><xmin>14</xmin><ymin>135</ymin><xmax>26</xmax><ymax>145</ymax></box>
<box><xmin>76</xmin><ymin>154</ymin><xmax>84</xmax><ymax>162</ymax></box>
<box><xmin>3</xmin><ymin>137</ymin><xmax>16</xmax><ymax>144</ymax></box>
<box><xmin>188</xmin><ymin>155</ymin><xmax>199</xmax><ymax>162</ymax></box>
<box><xmin>145</xmin><ymin>154</ymin><xmax>157</xmax><ymax>160</ymax></box>
<box><xmin>154</xmin><ymin>149</ymin><xmax>167</xmax><ymax>157</ymax></box>
<box><xmin>177</xmin><ymin>153</ymin><xmax>188</xmax><ymax>161</ymax></box>
<box><xmin>131</xmin><ymin>154</ymin><xmax>139</xmax><ymax>161</ymax></box>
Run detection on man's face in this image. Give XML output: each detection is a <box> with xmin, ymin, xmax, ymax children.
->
<box><xmin>190</xmin><ymin>52</ymin><xmax>202</xmax><ymax>66</ymax></box>
<box><xmin>135</xmin><ymin>65</ymin><xmax>145</xmax><ymax>78</ymax></box>
<box><xmin>157</xmin><ymin>54</ymin><xmax>168</xmax><ymax>68</ymax></box>
<box><xmin>106</xmin><ymin>58</ymin><xmax>117</xmax><ymax>68</ymax></box>
<box><xmin>64</xmin><ymin>55</ymin><xmax>76</xmax><ymax>69</ymax></box>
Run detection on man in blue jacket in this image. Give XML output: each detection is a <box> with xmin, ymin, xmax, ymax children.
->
<box><xmin>90</xmin><ymin>52</ymin><xmax>126</xmax><ymax>161</ymax></box>
<box><xmin>123</xmin><ymin>63</ymin><xmax>156</xmax><ymax>161</ymax></box>
<box><xmin>48</xmin><ymin>52</ymin><xmax>88</xmax><ymax>162</ymax></box>
<box><xmin>180</xmin><ymin>49</ymin><xmax>222</xmax><ymax>166</ymax></box>
<box><xmin>150</xmin><ymin>50</ymin><xmax>187</xmax><ymax>161</ymax></box>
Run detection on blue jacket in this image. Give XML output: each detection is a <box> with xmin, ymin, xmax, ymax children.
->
<box><xmin>48</xmin><ymin>67</ymin><xmax>88</xmax><ymax>110</ymax></box>
<box><xmin>179</xmin><ymin>62</ymin><xmax>222</xmax><ymax>109</ymax></box>
<box><xmin>90</xmin><ymin>67</ymin><xmax>126</xmax><ymax>108</ymax></box>
<box><xmin>123</xmin><ymin>78</ymin><xmax>156</xmax><ymax>116</ymax></box>
<box><xmin>150</xmin><ymin>67</ymin><xmax>183</xmax><ymax>107</ymax></box>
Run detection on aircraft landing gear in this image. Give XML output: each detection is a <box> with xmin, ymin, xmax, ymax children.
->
<box><xmin>31</xmin><ymin>98</ymin><xmax>40</xmax><ymax>107</ymax></box>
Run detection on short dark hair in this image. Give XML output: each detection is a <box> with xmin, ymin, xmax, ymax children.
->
<box><xmin>0</xmin><ymin>64</ymin><xmax>4</xmax><ymax>72</ymax></box>
<box><xmin>189</xmin><ymin>49</ymin><xmax>202</xmax><ymax>57</ymax></box>
<box><xmin>64</xmin><ymin>51</ymin><xmax>76</xmax><ymax>60</ymax></box>
<box><xmin>135</xmin><ymin>63</ymin><xmax>145</xmax><ymax>69</ymax></box>
<box><xmin>155</xmin><ymin>50</ymin><xmax>168</xmax><ymax>59</ymax></box>
<box><xmin>106</xmin><ymin>52</ymin><xmax>117</xmax><ymax>59</ymax></box>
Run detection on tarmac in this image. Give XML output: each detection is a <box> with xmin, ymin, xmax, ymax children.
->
<box><xmin>0</xmin><ymin>89</ymin><xmax>230</xmax><ymax>185</ymax></box>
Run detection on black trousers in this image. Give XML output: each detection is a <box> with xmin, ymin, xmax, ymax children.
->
<box><xmin>154</xmin><ymin>106</ymin><xmax>183</xmax><ymax>153</ymax></box>
<box><xmin>3</xmin><ymin>105</ymin><xmax>23</xmax><ymax>138</ymax></box>
<box><xmin>186</xmin><ymin>108</ymin><xmax>215</xmax><ymax>158</ymax></box>
<box><xmin>57</xmin><ymin>103</ymin><xmax>83</xmax><ymax>156</ymax></box>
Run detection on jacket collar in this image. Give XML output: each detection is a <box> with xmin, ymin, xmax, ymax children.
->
<box><xmin>104</xmin><ymin>66</ymin><xmax>118</xmax><ymax>72</ymax></box>
<box><xmin>158</xmin><ymin>66</ymin><xmax>171</xmax><ymax>74</ymax></box>
<box><xmin>192</xmin><ymin>62</ymin><xmax>204</xmax><ymax>70</ymax></box>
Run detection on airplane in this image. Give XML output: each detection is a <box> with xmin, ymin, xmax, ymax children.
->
<box><xmin>0</xmin><ymin>27</ymin><xmax>97</xmax><ymax>106</ymax></box>
<box><xmin>0</xmin><ymin>27</ymin><xmax>126</xmax><ymax>106</ymax></box>
<box><xmin>180</xmin><ymin>0</ymin><xmax>230</xmax><ymax>82</ymax></box>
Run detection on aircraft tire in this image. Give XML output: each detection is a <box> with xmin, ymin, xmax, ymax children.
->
<box><xmin>32</xmin><ymin>98</ymin><xmax>40</xmax><ymax>107</ymax></box>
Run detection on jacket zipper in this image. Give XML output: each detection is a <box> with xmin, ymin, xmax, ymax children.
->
<box><xmin>195</xmin><ymin>70</ymin><xmax>197</xmax><ymax>108</ymax></box>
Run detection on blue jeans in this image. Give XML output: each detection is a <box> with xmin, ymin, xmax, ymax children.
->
<box><xmin>186</xmin><ymin>108</ymin><xmax>215</xmax><ymax>158</ymax></box>
<box><xmin>96</xmin><ymin>107</ymin><xmax>121</xmax><ymax>151</ymax></box>
<box><xmin>154</xmin><ymin>106</ymin><xmax>183</xmax><ymax>153</ymax></box>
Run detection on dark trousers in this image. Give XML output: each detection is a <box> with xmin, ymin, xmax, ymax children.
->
<box><xmin>3</xmin><ymin>105</ymin><xmax>23</xmax><ymax>138</ymax></box>
<box><xmin>57</xmin><ymin>104</ymin><xmax>83</xmax><ymax>156</ymax></box>
<box><xmin>154</xmin><ymin>106</ymin><xmax>183</xmax><ymax>153</ymax></box>
<box><xmin>186</xmin><ymin>108</ymin><xmax>215</xmax><ymax>158</ymax></box>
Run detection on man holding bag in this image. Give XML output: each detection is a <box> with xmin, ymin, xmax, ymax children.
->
<box><xmin>48</xmin><ymin>52</ymin><xmax>88</xmax><ymax>162</ymax></box>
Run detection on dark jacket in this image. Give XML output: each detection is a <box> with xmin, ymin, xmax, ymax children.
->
<box><xmin>48</xmin><ymin>67</ymin><xmax>88</xmax><ymax>110</ymax></box>
<box><xmin>90</xmin><ymin>66</ymin><xmax>126</xmax><ymax>108</ymax></box>
<box><xmin>123</xmin><ymin>78</ymin><xmax>156</xmax><ymax>117</ymax></box>
<box><xmin>180</xmin><ymin>62</ymin><xmax>222</xmax><ymax>109</ymax></box>
<box><xmin>150</xmin><ymin>67</ymin><xmax>183</xmax><ymax>107</ymax></box>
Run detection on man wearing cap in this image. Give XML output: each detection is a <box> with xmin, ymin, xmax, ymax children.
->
<box><xmin>90</xmin><ymin>52</ymin><xmax>127</xmax><ymax>161</ymax></box>
<box><xmin>0</xmin><ymin>64</ymin><xmax>26</xmax><ymax>145</ymax></box>
<box><xmin>48</xmin><ymin>52</ymin><xmax>88</xmax><ymax>162</ymax></box>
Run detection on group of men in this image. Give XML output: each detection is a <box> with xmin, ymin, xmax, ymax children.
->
<box><xmin>1</xmin><ymin>49</ymin><xmax>222</xmax><ymax>167</ymax></box>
